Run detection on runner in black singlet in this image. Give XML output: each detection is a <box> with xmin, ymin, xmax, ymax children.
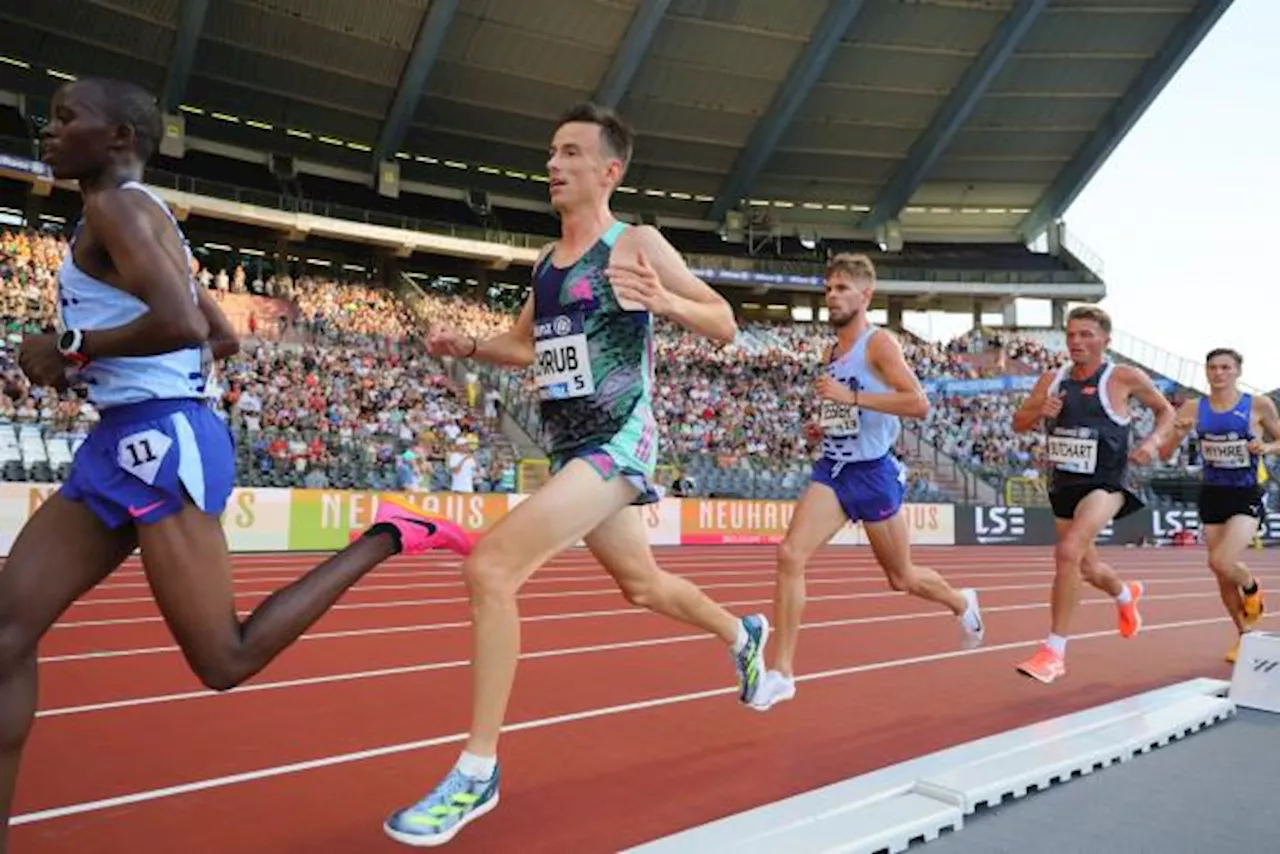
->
<box><xmin>1010</xmin><ymin>306</ymin><xmax>1176</xmax><ymax>684</ymax></box>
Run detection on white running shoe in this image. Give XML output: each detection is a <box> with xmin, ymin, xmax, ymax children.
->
<box><xmin>959</xmin><ymin>588</ymin><xmax>984</xmax><ymax>650</ymax></box>
<box><xmin>749</xmin><ymin>670</ymin><xmax>796</xmax><ymax>712</ymax></box>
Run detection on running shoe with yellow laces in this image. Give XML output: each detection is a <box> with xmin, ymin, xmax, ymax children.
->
<box><xmin>384</xmin><ymin>765</ymin><xmax>500</xmax><ymax>847</ymax></box>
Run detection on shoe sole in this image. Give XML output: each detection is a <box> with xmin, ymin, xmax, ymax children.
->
<box><xmin>383</xmin><ymin>794</ymin><xmax>500</xmax><ymax>848</ymax></box>
<box><xmin>749</xmin><ymin>687</ymin><xmax>796</xmax><ymax>713</ymax></box>
<box><xmin>1016</xmin><ymin>664</ymin><xmax>1064</xmax><ymax>685</ymax></box>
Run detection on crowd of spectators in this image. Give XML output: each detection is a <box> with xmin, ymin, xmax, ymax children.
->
<box><xmin>0</xmin><ymin>228</ymin><xmax>516</xmax><ymax>493</ymax></box>
<box><xmin>1</xmin><ymin>224</ymin><xmax>1215</xmax><ymax>503</ymax></box>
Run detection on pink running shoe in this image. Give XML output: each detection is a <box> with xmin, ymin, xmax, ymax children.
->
<box><xmin>357</xmin><ymin>495</ymin><xmax>474</xmax><ymax>556</ymax></box>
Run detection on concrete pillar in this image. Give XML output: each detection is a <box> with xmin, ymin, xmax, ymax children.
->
<box><xmin>1002</xmin><ymin>301</ymin><xmax>1018</xmax><ymax>328</ymax></box>
<box><xmin>1052</xmin><ymin>299</ymin><xmax>1068</xmax><ymax>328</ymax></box>
<box><xmin>887</xmin><ymin>296</ymin><xmax>905</xmax><ymax>330</ymax></box>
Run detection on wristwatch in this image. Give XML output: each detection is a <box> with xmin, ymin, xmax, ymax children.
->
<box><xmin>57</xmin><ymin>328</ymin><xmax>90</xmax><ymax>366</ymax></box>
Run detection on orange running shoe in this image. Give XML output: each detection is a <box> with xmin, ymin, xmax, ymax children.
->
<box><xmin>1118</xmin><ymin>581</ymin><xmax>1144</xmax><ymax>639</ymax></box>
<box><xmin>1016</xmin><ymin>643</ymin><xmax>1066</xmax><ymax>684</ymax></box>
<box><xmin>1226</xmin><ymin>636</ymin><xmax>1241</xmax><ymax>664</ymax></box>
<box><xmin>1241</xmin><ymin>584</ymin><xmax>1264</xmax><ymax>630</ymax></box>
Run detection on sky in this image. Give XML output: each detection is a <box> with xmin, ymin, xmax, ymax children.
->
<box><xmin>1061</xmin><ymin>0</ymin><xmax>1279</xmax><ymax>391</ymax></box>
<box><xmin>912</xmin><ymin>0</ymin><xmax>1280</xmax><ymax>391</ymax></box>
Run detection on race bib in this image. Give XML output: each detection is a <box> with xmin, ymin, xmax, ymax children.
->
<box><xmin>1200</xmin><ymin>437</ymin><xmax>1251</xmax><ymax>469</ymax></box>
<box><xmin>819</xmin><ymin>399</ymin><xmax>860</xmax><ymax>438</ymax></box>
<box><xmin>1047</xmin><ymin>430</ymin><xmax>1098</xmax><ymax>475</ymax></box>
<box><xmin>534</xmin><ymin>313</ymin><xmax>594</xmax><ymax>401</ymax></box>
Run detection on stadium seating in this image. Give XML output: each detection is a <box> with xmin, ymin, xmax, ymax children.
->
<box><xmin>4</xmin><ymin>225</ymin><xmax>1264</xmax><ymax>510</ymax></box>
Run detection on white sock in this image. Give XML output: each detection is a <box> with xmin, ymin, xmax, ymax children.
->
<box><xmin>1046</xmin><ymin>634</ymin><xmax>1067</xmax><ymax>656</ymax></box>
<box><xmin>456</xmin><ymin>750</ymin><xmax>497</xmax><ymax>781</ymax></box>
<box><xmin>1115</xmin><ymin>585</ymin><xmax>1133</xmax><ymax>605</ymax></box>
<box><xmin>732</xmin><ymin>621</ymin><xmax>748</xmax><ymax>654</ymax></box>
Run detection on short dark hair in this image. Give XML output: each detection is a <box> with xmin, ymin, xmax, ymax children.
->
<box><xmin>556</xmin><ymin>102</ymin><xmax>634</xmax><ymax>172</ymax></box>
<box><xmin>78</xmin><ymin>77</ymin><xmax>163</xmax><ymax>162</ymax></box>
<box><xmin>1206</xmin><ymin>347</ymin><xmax>1243</xmax><ymax>368</ymax></box>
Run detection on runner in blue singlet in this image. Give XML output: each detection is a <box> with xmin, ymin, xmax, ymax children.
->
<box><xmin>1160</xmin><ymin>347</ymin><xmax>1279</xmax><ymax>662</ymax></box>
<box><xmin>750</xmin><ymin>253</ymin><xmax>984</xmax><ymax>712</ymax></box>
<box><xmin>0</xmin><ymin>78</ymin><xmax>469</xmax><ymax>847</ymax></box>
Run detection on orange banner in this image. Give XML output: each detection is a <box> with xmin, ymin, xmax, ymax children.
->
<box><xmin>679</xmin><ymin>499</ymin><xmax>796</xmax><ymax>544</ymax></box>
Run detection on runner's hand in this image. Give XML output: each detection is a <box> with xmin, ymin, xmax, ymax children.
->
<box><xmin>426</xmin><ymin>325</ymin><xmax>477</xmax><ymax>358</ymax></box>
<box><xmin>606</xmin><ymin>251</ymin><xmax>673</xmax><ymax>315</ymax></box>
<box><xmin>1040</xmin><ymin>393</ymin><xmax>1064</xmax><ymax>419</ymax></box>
<box><xmin>816</xmin><ymin>375</ymin><xmax>854</xmax><ymax>405</ymax></box>
<box><xmin>17</xmin><ymin>333</ymin><xmax>72</xmax><ymax>390</ymax></box>
<box><xmin>1129</xmin><ymin>441</ymin><xmax>1158</xmax><ymax>466</ymax></box>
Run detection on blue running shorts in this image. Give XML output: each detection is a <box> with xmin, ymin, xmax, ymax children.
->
<box><xmin>61</xmin><ymin>398</ymin><xmax>236</xmax><ymax>528</ymax></box>
<box><xmin>811</xmin><ymin>453</ymin><xmax>907</xmax><ymax>524</ymax></box>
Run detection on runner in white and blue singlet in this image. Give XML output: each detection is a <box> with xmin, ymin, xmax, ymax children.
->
<box><xmin>1160</xmin><ymin>347</ymin><xmax>1278</xmax><ymax>662</ymax></box>
<box><xmin>750</xmin><ymin>253</ymin><xmax>984</xmax><ymax>712</ymax></box>
<box><xmin>0</xmin><ymin>78</ymin><xmax>469</xmax><ymax>845</ymax></box>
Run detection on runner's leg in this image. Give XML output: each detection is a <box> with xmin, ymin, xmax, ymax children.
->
<box><xmin>0</xmin><ymin>495</ymin><xmax>137</xmax><ymax>852</ymax></box>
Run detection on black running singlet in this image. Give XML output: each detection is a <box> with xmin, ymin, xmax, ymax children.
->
<box><xmin>1044</xmin><ymin>361</ymin><xmax>1132</xmax><ymax>493</ymax></box>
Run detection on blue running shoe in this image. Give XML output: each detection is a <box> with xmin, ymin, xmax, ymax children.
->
<box><xmin>384</xmin><ymin>766</ymin><xmax>500</xmax><ymax>847</ymax></box>
<box><xmin>733</xmin><ymin>614</ymin><xmax>769</xmax><ymax>705</ymax></box>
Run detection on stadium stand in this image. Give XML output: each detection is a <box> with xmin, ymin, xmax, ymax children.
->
<box><xmin>4</xmin><ymin>221</ymin><xmax>1257</xmax><ymax>513</ymax></box>
<box><xmin>1</xmin><ymin>2</ymin><xmax>1272</xmax><ymax>851</ymax></box>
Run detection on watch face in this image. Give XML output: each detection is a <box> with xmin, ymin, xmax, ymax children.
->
<box><xmin>59</xmin><ymin>330</ymin><xmax>74</xmax><ymax>350</ymax></box>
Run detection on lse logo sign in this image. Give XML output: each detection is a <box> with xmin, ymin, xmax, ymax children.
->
<box><xmin>1152</xmin><ymin>510</ymin><xmax>1200</xmax><ymax>540</ymax></box>
<box><xmin>975</xmin><ymin>507</ymin><xmax>1026</xmax><ymax>543</ymax></box>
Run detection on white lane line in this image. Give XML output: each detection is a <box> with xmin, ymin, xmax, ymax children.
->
<box><xmin>70</xmin><ymin>564</ymin><xmax>1226</xmax><ymax>606</ymax></box>
<box><xmin>35</xmin><ymin>592</ymin><xmax>1227</xmax><ymax>719</ymax></box>
<box><xmin>81</xmin><ymin>552</ymin><xmax>1066</xmax><ymax>591</ymax></box>
<box><xmin>40</xmin><ymin>579</ymin><xmax>1226</xmax><ymax>662</ymax></box>
<box><xmin>13</xmin><ymin>612</ymin><xmax>1253</xmax><ymax>827</ymax></box>
<box><xmin>56</xmin><ymin>567</ymin><xmax>1244</xmax><ymax>627</ymax></box>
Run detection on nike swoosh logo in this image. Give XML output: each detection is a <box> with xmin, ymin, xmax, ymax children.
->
<box><xmin>128</xmin><ymin>500</ymin><xmax>167</xmax><ymax>518</ymax></box>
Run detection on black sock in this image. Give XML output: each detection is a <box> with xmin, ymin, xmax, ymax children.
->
<box><xmin>364</xmin><ymin>522</ymin><xmax>403</xmax><ymax>554</ymax></box>
<box><xmin>1243</xmin><ymin>580</ymin><xmax>1258</xmax><ymax>596</ymax></box>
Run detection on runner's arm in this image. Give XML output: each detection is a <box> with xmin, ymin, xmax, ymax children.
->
<box><xmin>1123</xmin><ymin>367</ymin><xmax>1176</xmax><ymax>456</ymax></box>
<box><xmin>1157</xmin><ymin>398</ymin><xmax>1198</xmax><ymax>460</ymax></box>
<box><xmin>856</xmin><ymin>330</ymin><xmax>929</xmax><ymax>419</ymax></box>
<box><xmin>79</xmin><ymin>190</ymin><xmax>210</xmax><ymax>359</ymax></box>
<box><xmin>625</xmin><ymin>226</ymin><xmax>737</xmax><ymax>345</ymax></box>
<box><xmin>1256</xmin><ymin>395</ymin><xmax>1280</xmax><ymax>455</ymax></box>
<box><xmin>469</xmin><ymin>292</ymin><xmax>536</xmax><ymax>368</ymax></box>
<box><xmin>1012</xmin><ymin>372</ymin><xmax>1056</xmax><ymax>433</ymax></box>
<box><xmin>195</xmin><ymin>286</ymin><xmax>240</xmax><ymax>360</ymax></box>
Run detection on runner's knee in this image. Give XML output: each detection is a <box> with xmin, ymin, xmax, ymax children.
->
<box><xmin>1054</xmin><ymin>534</ymin><xmax>1089</xmax><ymax>570</ymax></box>
<box><xmin>1207</xmin><ymin>548</ymin><xmax>1238</xmax><ymax>578</ymax></box>
<box><xmin>776</xmin><ymin>539</ymin><xmax>810</xmax><ymax>576</ymax></box>
<box><xmin>185</xmin><ymin>644</ymin><xmax>252</xmax><ymax>692</ymax></box>
<box><xmin>461</xmin><ymin>537</ymin><xmax>522</xmax><ymax>603</ymax></box>
<box><xmin>617</xmin><ymin>572</ymin><xmax>659</xmax><ymax>609</ymax></box>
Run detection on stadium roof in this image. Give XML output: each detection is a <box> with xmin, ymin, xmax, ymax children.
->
<box><xmin>0</xmin><ymin>0</ymin><xmax>1232</xmax><ymax>247</ymax></box>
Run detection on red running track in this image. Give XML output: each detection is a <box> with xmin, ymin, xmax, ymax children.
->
<box><xmin>11</xmin><ymin>544</ymin><xmax>1278</xmax><ymax>853</ymax></box>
